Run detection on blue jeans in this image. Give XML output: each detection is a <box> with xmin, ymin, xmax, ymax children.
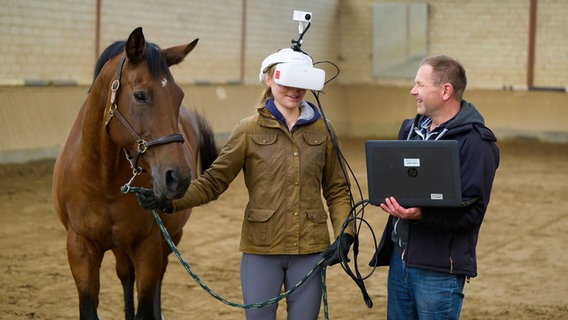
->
<box><xmin>387</xmin><ymin>248</ymin><xmax>465</xmax><ymax>320</ymax></box>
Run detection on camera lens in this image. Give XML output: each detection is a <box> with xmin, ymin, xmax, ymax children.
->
<box><xmin>305</xmin><ymin>14</ymin><xmax>311</xmax><ymax>21</ymax></box>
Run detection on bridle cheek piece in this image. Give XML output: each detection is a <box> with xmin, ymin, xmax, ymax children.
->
<box><xmin>104</xmin><ymin>54</ymin><xmax>184</xmax><ymax>175</ymax></box>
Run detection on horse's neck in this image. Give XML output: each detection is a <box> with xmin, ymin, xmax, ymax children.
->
<box><xmin>73</xmin><ymin>95</ymin><xmax>131</xmax><ymax>181</ymax></box>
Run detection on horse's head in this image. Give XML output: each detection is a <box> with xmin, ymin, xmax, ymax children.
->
<box><xmin>103</xmin><ymin>27</ymin><xmax>198</xmax><ymax>201</ymax></box>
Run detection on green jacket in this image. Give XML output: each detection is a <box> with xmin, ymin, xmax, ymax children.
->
<box><xmin>174</xmin><ymin>106</ymin><xmax>353</xmax><ymax>255</ymax></box>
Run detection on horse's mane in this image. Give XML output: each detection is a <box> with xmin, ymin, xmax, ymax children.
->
<box><xmin>90</xmin><ymin>40</ymin><xmax>171</xmax><ymax>91</ymax></box>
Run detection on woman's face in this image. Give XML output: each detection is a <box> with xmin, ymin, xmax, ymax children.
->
<box><xmin>265</xmin><ymin>72</ymin><xmax>306</xmax><ymax>111</ymax></box>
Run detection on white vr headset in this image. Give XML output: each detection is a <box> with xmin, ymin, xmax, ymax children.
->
<box><xmin>259</xmin><ymin>48</ymin><xmax>325</xmax><ymax>91</ymax></box>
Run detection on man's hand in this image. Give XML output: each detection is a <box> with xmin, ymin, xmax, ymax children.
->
<box><xmin>135</xmin><ymin>188</ymin><xmax>174</xmax><ymax>213</ymax></box>
<box><xmin>379</xmin><ymin>196</ymin><xmax>422</xmax><ymax>220</ymax></box>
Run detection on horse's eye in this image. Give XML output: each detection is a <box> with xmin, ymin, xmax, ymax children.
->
<box><xmin>133</xmin><ymin>92</ymin><xmax>147</xmax><ymax>103</ymax></box>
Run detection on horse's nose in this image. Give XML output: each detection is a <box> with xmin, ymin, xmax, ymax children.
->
<box><xmin>165</xmin><ymin>169</ymin><xmax>191</xmax><ymax>196</ymax></box>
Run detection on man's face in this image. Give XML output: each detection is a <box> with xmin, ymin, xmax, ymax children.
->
<box><xmin>410</xmin><ymin>64</ymin><xmax>444</xmax><ymax>117</ymax></box>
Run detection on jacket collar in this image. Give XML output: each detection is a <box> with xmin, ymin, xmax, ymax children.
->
<box><xmin>261</xmin><ymin>99</ymin><xmax>321</xmax><ymax>132</ymax></box>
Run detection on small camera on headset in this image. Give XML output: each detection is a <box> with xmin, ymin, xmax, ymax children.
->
<box><xmin>293</xmin><ymin>10</ymin><xmax>312</xmax><ymax>23</ymax></box>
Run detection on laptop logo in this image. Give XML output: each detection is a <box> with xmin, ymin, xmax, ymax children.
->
<box><xmin>404</xmin><ymin>158</ymin><xmax>420</xmax><ymax>178</ymax></box>
<box><xmin>407</xmin><ymin>168</ymin><xmax>418</xmax><ymax>178</ymax></box>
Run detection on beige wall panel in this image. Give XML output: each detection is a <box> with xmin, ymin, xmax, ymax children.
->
<box><xmin>1</xmin><ymin>0</ymin><xmax>567</xmax><ymax>163</ymax></box>
<box><xmin>1</xmin><ymin>84</ymin><xmax>566</xmax><ymax>163</ymax></box>
<box><xmin>0</xmin><ymin>86</ymin><xmax>88</xmax><ymax>163</ymax></box>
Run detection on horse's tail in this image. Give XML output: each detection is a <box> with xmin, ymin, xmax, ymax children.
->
<box><xmin>194</xmin><ymin>112</ymin><xmax>218</xmax><ymax>174</ymax></box>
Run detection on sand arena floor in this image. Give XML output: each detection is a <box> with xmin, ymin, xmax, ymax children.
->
<box><xmin>1</xmin><ymin>138</ymin><xmax>567</xmax><ymax>319</ymax></box>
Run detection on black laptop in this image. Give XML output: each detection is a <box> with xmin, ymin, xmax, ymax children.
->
<box><xmin>365</xmin><ymin>140</ymin><xmax>462</xmax><ymax>207</ymax></box>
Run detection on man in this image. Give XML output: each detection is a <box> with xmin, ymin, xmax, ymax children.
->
<box><xmin>369</xmin><ymin>55</ymin><xmax>500</xmax><ymax>319</ymax></box>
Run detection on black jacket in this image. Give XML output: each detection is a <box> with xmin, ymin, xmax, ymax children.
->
<box><xmin>369</xmin><ymin>101</ymin><xmax>500</xmax><ymax>277</ymax></box>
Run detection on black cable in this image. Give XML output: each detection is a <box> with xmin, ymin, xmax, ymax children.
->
<box><xmin>310</xmin><ymin>62</ymin><xmax>379</xmax><ymax>308</ymax></box>
<box><xmin>293</xmin><ymin>19</ymin><xmax>379</xmax><ymax>307</ymax></box>
<box><xmin>291</xmin><ymin>22</ymin><xmax>311</xmax><ymax>54</ymax></box>
<box><xmin>338</xmin><ymin>200</ymin><xmax>377</xmax><ymax>308</ymax></box>
<box><xmin>314</xmin><ymin>60</ymin><xmax>340</xmax><ymax>85</ymax></box>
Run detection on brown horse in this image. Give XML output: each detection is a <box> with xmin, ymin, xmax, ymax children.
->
<box><xmin>52</xmin><ymin>27</ymin><xmax>217</xmax><ymax>320</ymax></box>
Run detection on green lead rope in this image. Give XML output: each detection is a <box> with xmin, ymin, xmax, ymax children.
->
<box><xmin>151</xmin><ymin>209</ymin><xmax>330</xmax><ymax>319</ymax></box>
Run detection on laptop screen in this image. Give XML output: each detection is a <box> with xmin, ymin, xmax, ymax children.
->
<box><xmin>365</xmin><ymin>140</ymin><xmax>462</xmax><ymax>207</ymax></box>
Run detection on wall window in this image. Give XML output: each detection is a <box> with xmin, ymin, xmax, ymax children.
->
<box><xmin>372</xmin><ymin>3</ymin><xmax>428</xmax><ymax>79</ymax></box>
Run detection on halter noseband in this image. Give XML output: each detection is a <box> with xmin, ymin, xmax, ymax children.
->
<box><xmin>104</xmin><ymin>54</ymin><xmax>185</xmax><ymax>175</ymax></box>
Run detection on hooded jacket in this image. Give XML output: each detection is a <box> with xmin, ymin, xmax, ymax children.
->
<box><xmin>369</xmin><ymin>100</ymin><xmax>500</xmax><ymax>277</ymax></box>
<box><xmin>174</xmin><ymin>101</ymin><xmax>353</xmax><ymax>255</ymax></box>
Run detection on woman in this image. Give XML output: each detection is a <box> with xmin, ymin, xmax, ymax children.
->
<box><xmin>138</xmin><ymin>48</ymin><xmax>354</xmax><ymax>320</ymax></box>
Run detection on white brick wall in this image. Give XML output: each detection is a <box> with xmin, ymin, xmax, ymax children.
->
<box><xmin>534</xmin><ymin>0</ymin><xmax>568</xmax><ymax>88</ymax></box>
<box><xmin>427</xmin><ymin>0</ymin><xmax>530</xmax><ymax>89</ymax></box>
<box><xmin>1</xmin><ymin>0</ymin><xmax>567</xmax><ymax>89</ymax></box>
<box><xmin>0</xmin><ymin>0</ymin><xmax>95</xmax><ymax>84</ymax></box>
<box><xmin>338</xmin><ymin>0</ymin><xmax>568</xmax><ymax>89</ymax></box>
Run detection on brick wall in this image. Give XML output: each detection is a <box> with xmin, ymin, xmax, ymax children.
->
<box><xmin>1</xmin><ymin>0</ymin><xmax>566</xmax><ymax>89</ymax></box>
<box><xmin>0</xmin><ymin>0</ymin><xmax>567</xmax><ymax>163</ymax></box>
<box><xmin>338</xmin><ymin>0</ymin><xmax>567</xmax><ymax>90</ymax></box>
<box><xmin>0</xmin><ymin>0</ymin><xmax>95</xmax><ymax>85</ymax></box>
<box><xmin>533</xmin><ymin>0</ymin><xmax>568</xmax><ymax>88</ymax></box>
<box><xmin>0</xmin><ymin>0</ymin><xmax>341</xmax><ymax>85</ymax></box>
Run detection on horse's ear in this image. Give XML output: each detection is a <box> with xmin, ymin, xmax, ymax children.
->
<box><xmin>125</xmin><ymin>27</ymin><xmax>146</xmax><ymax>64</ymax></box>
<box><xmin>162</xmin><ymin>39</ymin><xmax>199</xmax><ymax>67</ymax></box>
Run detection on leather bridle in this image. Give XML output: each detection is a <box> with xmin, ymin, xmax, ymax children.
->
<box><xmin>104</xmin><ymin>54</ymin><xmax>184</xmax><ymax>175</ymax></box>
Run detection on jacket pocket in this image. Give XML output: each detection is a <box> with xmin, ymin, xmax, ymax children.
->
<box><xmin>249</xmin><ymin>133</ymin><xmax>278</xmax><ymax>175</ymax></box>
<box><xmin>244</xmin><ymin>209</ymin><xmax>275</xmax><ymax>246</ymax></box>
<box><xmin>302</xmin><ymin>132</ymin><xmax>326</xmax><ymax>169</ymax></box>
<box><xmin>302</xmin><ymin>132</ymin><xmax>326</xmax><ymax>146</ymax></box>
<box><xmin>250</xmin><ymin>133</ymin><xmax>277</xmax><ymax>145</ymax></box>
<box><xmin>306</xmin><ymin>209</ymin><xmax>328</xmax><ymax>223</ymax></box>
<box><xmin>305</xmin><ymin>209</ymin><xmax>330</xmax><ymax>246</ymax></box>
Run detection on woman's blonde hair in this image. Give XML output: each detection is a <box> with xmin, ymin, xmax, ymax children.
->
<box><xmin>257</xmin><ymin>65</ymin><xmax>276</xmax><ymax>107</ymax></box>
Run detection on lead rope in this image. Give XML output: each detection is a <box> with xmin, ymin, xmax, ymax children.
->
<box><xmin>122</xmin><ymin>186</ymin><xmax>331</xmax><ymax>319</ymax></box>
<box><xmin>152</xmin><ymin>208</ymin><xmax>330</xmax><ymax>318</ymax></box>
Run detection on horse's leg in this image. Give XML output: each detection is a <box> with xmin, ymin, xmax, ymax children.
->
<box><xmin>154</xmin><ymin>277</ymin><xmax>164</xmax><ymax>320</ymax></box>
<box><xmin>152</xmin><ymin>230</ymin><xmax>183</xmax><ymax>319</ymax></box>
<box><xmin>66</xmin><ymin>230</ymin><xmax>103</xmax><ymax>320</ymax></box>
<box><xmin>113</xmin><ymin>249</ymin><xmax>135</xmax><ymax>320</ymax></box>
<box><xmin>133</xmin><ymin>239</ymin><xmax>164</xmax><ymax>320</ymax></box>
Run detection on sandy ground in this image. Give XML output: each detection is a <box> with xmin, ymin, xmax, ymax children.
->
<box><xmin>1</xmin><ymin>137</ymin><xmax>567</xmax><ymax>320</ymax></box>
